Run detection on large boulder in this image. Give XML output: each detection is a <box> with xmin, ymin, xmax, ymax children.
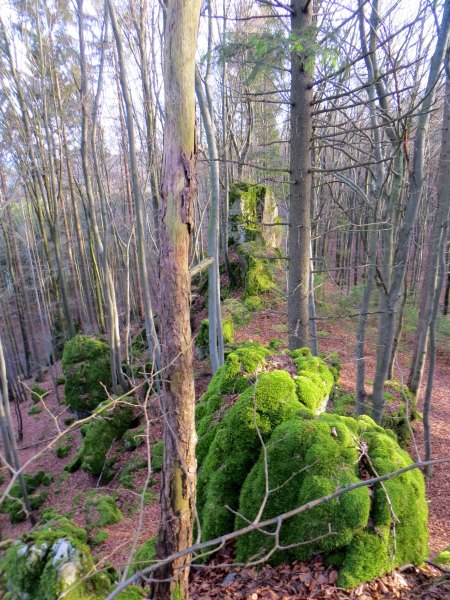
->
<box><xmin>62</xmin><ymin>335</ymin><xmax>112</xmax><ymax>415</ymax></box>
<box><xmin>196</xmin><ymin>345</ymin><xmax>428</xmax><ymax>588</ymax></box>
<box><xmin>229</xmin><ymin>183</ymin><xmax>282</xmax><ymax>248</ymax></box>
<box><xmin>0</xmin><ymin>517</ymin><xmax>111</xmax><ymax>599</ymax></box>
<box><xmin>66</xmin><ymin>399</ymin><xmax>134</xmax><ymax>478</ymax></box>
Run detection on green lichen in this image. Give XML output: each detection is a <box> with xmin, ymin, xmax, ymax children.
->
<box><xmin>66</xmin><ymin>399</ymin><xmax>134</xmax><ymax>477</ymax></box>
<box><xmin>84</xmin><ymin>494</ymin><xmax>123</xmax><ymax>529</ymax></box>
<box><xmin>0</xmin><ymin>517</ymin><xmax>111</xmax><ymax>599</ymax></box>
<box><xmin>128</xmin><ymin>537</ymin><xmax>157</xmax><ymax>577</ymax></box>
<box><xmin>62</xmin><ymin>335</ymin><xmax>112</xmax><ymax>414</ymax></box>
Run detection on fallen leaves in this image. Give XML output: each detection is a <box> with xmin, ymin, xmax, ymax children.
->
<box><xmin>189</xmin><ymin>551</ymin><xmax>450</xmax><ymax>599</ymax></box>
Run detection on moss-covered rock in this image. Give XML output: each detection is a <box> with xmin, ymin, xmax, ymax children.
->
<box><xmin>56</xmin><ymin>437</ymin><xmax>73</xmax><ymax>459</ymax></box>
<box><xmin>62</xmin><ymin>335</ymin><xmax>112</xmax><ymax>414</ymax></box>
<box><xmin>195</xmin><ymin>318</ymin><xmax>235</xmax><ymax>358</ymax></box>
<box><xmin>119</xmin><ymin>457</ymin><xmax>147</xmax><ymax>489</ymax></box>
<box><xmin>128</xmin><ymin>537</ymin><xmax>157</xmax><ymax>577</ymax></box>
<box><xmin>123</xmin><ymin>426</ymin><xmax>146</xmax><ymax>451</ymax></box>
<box><xmin>0</xmin><ymin>517</ymin><xmax>111</xmax><ymax>599</ymax></box>
<box><xmin>84</xmin><ymin>494</ymin><xmax>123</xmax><ymax>529</ymax></box>
<box><xmin>195</xmin><ymin>344</ymin><xmax>428</xmax><ymax>588</ymax></box>
<box><xmin>30</xmin><ymin>384</ymin><xmax>46</xmax><ymax>404</ymax></box>
<box><xmin>0</xmin><ymin>471</ymin><xmax>52</xmax><ymax>524</ymax></box>
<box><xmin>229</xmin><ymin>182</ymin><xmax>281</xmax><ymax>248</ymax></box>
<box><xmin>237</xmin><ymin>241</ymin><xmax>277</xmax><ymax>299</ymax></box>
<box><xmin>197</xmin><ymin>369</ymin><xmax>300</xmax><ymax>541</ymax></box>
<box><xmin>66</xmin><ymin>399</ymin><xmax>134</xmax><ymax>477</ymax></box>
<box><xmin>152</xmin><ymin>441</ymin><xmax>164</xmax><ymax>472</ymax></box>
<box><xmin>116</xmin><ymin>586</ymin><xmax>146</xmax><ymax>599</ymax></box>
<box><xmin>234</xmin><ymin>413</ymin><xmax>428</xmax><ymax>588</ymax></box>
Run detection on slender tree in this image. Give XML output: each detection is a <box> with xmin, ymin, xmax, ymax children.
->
<box><xmin>154</xmin><ymin>1</ymin><xmax>201</xmax><ymax>598</ymax></box>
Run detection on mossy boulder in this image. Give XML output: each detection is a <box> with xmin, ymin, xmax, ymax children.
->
<box><xmin>123</xmin><ymin>426</ymin><xmax>146</xmax><ymax>451</ymax></box>
<box><xmin>0</xmin><ymin>517</ymin><xmax>111</xmax><ymax>599</ymax></box>
<box><xmin>234</xmin><ymin>414</ymin><xmax>428</xmax><ymax>588</ymax></box>
<box><xmin>229</xmin><ymin>182</ymin><xmax>281</xmax><ymax>248</ymax></box>
<box><xmin>0</xmin><ymin>471</ymin><xmax>52</xmax><ymax>524</ymax></box>
<box><xmin>195</xmin><ymin>318</ymin><xmax>234</xmax><ymax>359</ymax></box>
<box><xmin>84</xmin><ymin>494</ymin><xmax>123</xmax><ymax>529</ymax></box>
<box><xmin>66</xmin><ymin>399</ymin><xmax>134</xmax><ymax>477</ymax></box>
<box><xmin>236</xmin><ymin>241</ymin><xmax>277</xmax><ymax>299</ymax></box>
<box><xmin>128</xmin><ymin>537</ymin><xmax>157</xmax><ymax>577</ymax></box>
<box><xmin>62</xmin><ymin>335</ymin><xmax>112</xmax><ymax>415</ymax></box>
<box><xmin>196</xmin><ymin>344</ymin><xmax>429</xmax><ymax>588</ymax></box>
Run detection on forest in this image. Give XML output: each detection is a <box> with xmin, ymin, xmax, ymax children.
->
<box><xmin>0</xmin><ymin>0</ymin><xmax>449</xmax><ymax>598</ymax></box>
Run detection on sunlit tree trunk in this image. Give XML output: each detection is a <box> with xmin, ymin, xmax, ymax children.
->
<box><xmin>153</xmin><ymin>1</ymin><xmax>201</xmax><ymax>597</ymax></box>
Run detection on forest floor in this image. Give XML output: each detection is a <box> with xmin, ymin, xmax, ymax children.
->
<box><xmin>1</xmin><ymin>282</ymin><xmax>449</xmax><ymax>598</ymax></box>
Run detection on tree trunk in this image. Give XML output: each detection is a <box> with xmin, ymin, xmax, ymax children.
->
<box><xmin>288</xmin><ymin>0</ymin><xmax>314</xmax><ymax>351</ymax></box>
<box><xmin>408</xmin><ymin>56</ymin><xmax>450</xmax><ymax>395</ymax></box>
<box><xmin>154</xmin><ymin>1</ymin><xmax>201</xmax><ymax>598</ymax></box>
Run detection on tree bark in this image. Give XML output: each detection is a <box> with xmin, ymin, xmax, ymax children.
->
<box><xmin>154</xmin><ymin>1</ymin><xmax>201</xmax><ymax>598</ymax></box>
<box><xmin>288</xmin><ymin>0</ymin><xmax>315</xmax><ymax>351</ymax></box>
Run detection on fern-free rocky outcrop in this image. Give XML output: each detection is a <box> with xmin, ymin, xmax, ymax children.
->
<box><xmin>196</xmin><ymin>343</ymin><xmax>428</xmax><ymax>588</ymax></box>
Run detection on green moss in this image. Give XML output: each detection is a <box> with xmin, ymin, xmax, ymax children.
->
<box><xmin>244</xmin><ymin>295</ymin><xmax>262</xmax><ymax>311</ymax></box>
<box><xmin>56</xmin><ymin>376</ymin><xmax>66</xmax><ymax>385</ymax></box>
<box><xmin>435</xmin><ymin>547</ymin><xmax>450</xmax><ymax>565</ymax></box>
<box><xmin>69</xmin><ymin>399</ymin><xmax>134</xmax><ymax>477</ymax></box>
<box><xmin>56</xmin><ymin>437</ymin><xmax>73</xmax><ymax>459</ymax></box>
<box><xmin>90</xmin><ymin>530</ymin><xmax>109</xmax><ymax>546</ymax></box>
<box><xmin>237</xmin><ymin>242</ymin><xmax>276</xmax><ymax>298</ymax></box>
<box><xmin>196</xmin><ymin>318</ymin><xmax>235</xmax><ymax>354</ymax></box>
<box><xmin>0</xmin><ymin>517</ymin><xmax>111</xmax><ymax>599</ymax></box>
<box><xmin>119</xmin><ymin>458</ymin><xmax>147</xmax><ymax>489</ymax></box>
<box><xmin>234</xmin><ymin>413</ymin><xmax>428</xmax><ymax>587</ymax></box>
<box><xmin>30</xmin><ymin>384</ymin><xmax>46</xmax><ymax>404</ymax></box>
<box><xmin>338</xmin><ymin>532</ymin><xmax>389</xmax><ymax>588</ymax></box>
<box><xmin>28</xmin><ymin>405</ymin><xmax>42</xmax><ymax>415</ymax></box>
<box><xmin>62</xmin><ymin>335</ymin><xmax>112</xmax><ymax>414</ymax></box>
<box><xmin>116</xmin><ymin>586</ymin><xmax>146</xmax><ymax>599</ymax></box>
<box><xmin>152</xmin><ymin>441</ymin><xmax>164</xmax><ymax>472</ymax></box>
<box><xmin>197</xmin><ymin>370</ymin><xmax>300</xmax><ymax>541</ymax></box>
<box><xmin>289</xmin><ymin>349</ymin><xmax>334</xmax><ymax>414</ymax></box>
<box><xmin>129</xmin><ymin>537</ymin><xmax>157</xmax><ymax>577</ymax></box>
<box><xmin>123</xmin><ymin>426</ymin><xmax>146</xmax><ymax>451</ymax></box>
<box><xmin>332</xmin><ymin>392</ymin><xmax>356</xmax><ymax>417</ymax></box>
<box><xmin>0</xmin><ymin>471</ymin><xmax>52</xmax><ymax>523</ymax></box>
<box><xmin>222</xmin><ymin>298</ymin><xmax>251</xmax><ymax>326</ymax></box>
<box><xmin>236</xmin><ymin>415</ymin><xmax>369</xmax><ymax>564</ymax></box>
<box><xmin>84</xmin><ymin>495</ymin><xmax>123</xmax><ymax>529</ymax></box>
